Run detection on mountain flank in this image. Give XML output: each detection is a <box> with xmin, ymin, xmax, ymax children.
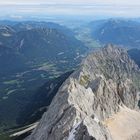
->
<box><xmin>25</xmin><ymin>44</ymin><xmax>140</xmax><ymax>140</ymax></box>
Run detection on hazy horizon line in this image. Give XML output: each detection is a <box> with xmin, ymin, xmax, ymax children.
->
<box><xmin>0</xmin><ymin>3</ymin><xmax>140</xmax><ymax>18</ymax></box>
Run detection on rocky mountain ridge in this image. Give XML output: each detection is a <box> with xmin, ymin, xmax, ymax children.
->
<box><xmin>26</xmin><ymin>45</ymin><xmax>140</xmax><ymax>140</ymax></box>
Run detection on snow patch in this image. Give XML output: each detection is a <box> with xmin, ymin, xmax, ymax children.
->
<box><xmin>94</xmin><ymin>116</ymin><xmax>99</xmax><ymax>123</ymax></box>
<box><xmin>68</xmin><ymin>122</ymin><xmax>81</xmax><ymax>140</ymax></box>
<box><xmin>57</xmin><ymin>52</ymin><xmax>64</xmax><ymax>55</ymax></box>
<box><xmin>2</xmin><ymin>33</ymin><xmax>11</xmax><ymax>37</ymax></box>
<box><xmin>19</xmin><ymin>39</ymin><xmax>24</xmax><ymax>49</ymax></box>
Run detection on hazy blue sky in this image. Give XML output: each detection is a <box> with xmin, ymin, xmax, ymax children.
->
<box><xmin>0</xmin><ymin>0</ymin><xmax>140</xmax><ymax>5</ymax></box>
<box><xmin>0</xmin><ymin>0</ymin><xmax>140</xmax><ymax>19</ymax></box>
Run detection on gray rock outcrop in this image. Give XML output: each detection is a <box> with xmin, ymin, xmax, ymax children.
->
<box><xmin>26</xmin><ymin>44</ymin><xmax>140</xmax><ymax>140</ymax></box>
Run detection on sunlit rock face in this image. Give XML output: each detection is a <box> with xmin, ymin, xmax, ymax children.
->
<box><xmin>26</xmin><ymin>45</ymin><xmax>140</xmax><ymax>140</ymax></box>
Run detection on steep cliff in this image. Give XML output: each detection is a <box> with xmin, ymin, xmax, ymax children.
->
<box><xmin>26</xmin><ymin>45</ymin><xmax>140</xmax><ymax>140</ymax></box>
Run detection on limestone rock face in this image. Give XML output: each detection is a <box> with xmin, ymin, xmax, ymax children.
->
<box><xmin>26</xmin><ymin>45</ymin><xmax>140</xmax><ymax>140</ymax></box>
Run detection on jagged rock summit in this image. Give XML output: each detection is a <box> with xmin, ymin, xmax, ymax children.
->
<box><xmin>26</xmin><ymin>45</ymin><xmax>140</xmax><ymax>140</ymax></box>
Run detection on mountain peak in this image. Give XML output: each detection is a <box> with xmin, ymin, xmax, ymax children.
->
<box><xmin>105</xmin><ymin>43</ymin><xmax>117</xmax><ymax>50</ymax></box>
<box><xmin>26</xmin><ymin>46</ymin><xmax>140</xmax><ymax>140</ymax></box>
<box><xmin>103</xmin><ymin>44</ymin><xmax>125</xmax><ymax>55</ymax></box>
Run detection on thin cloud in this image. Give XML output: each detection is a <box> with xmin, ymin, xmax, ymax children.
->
<box><xmin>0</xmin><ymin>1</ymin><xmax>140</xmax><ymax>18</ymax></box>
<box><xmin>0</xmin><ymin>0</ymin><xmax>140</xmax><ymax>5</ymax></box>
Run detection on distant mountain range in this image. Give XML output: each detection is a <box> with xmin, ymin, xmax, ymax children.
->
<box><xmin>0</xmin><ymin>21</ymin><xmax>86</xmax><ymax>75</ymax></box>
<box><xmin>89</xmin><ymin>19</ymin><xmax>140</xmax><ymax>48</ymax></box>
<box><xmin>0</xmin><ymin>21</ymin><xmax>87</xmax><ymax>132</ymax></box>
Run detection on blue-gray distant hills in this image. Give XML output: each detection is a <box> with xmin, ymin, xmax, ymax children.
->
<box><xmin>0</xmin><ymin>21</ymin><xmax>87</xmax><ymax>132</ymax></box>
<box><xmin>89</xmin><ymin>19</ymin><xmax>140</xmax><ymax>48</ymax></box>
<box><xmin>0</xmin><ymin>21</ymin><xmax>86</xmax><ymax>75</ymax></box>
